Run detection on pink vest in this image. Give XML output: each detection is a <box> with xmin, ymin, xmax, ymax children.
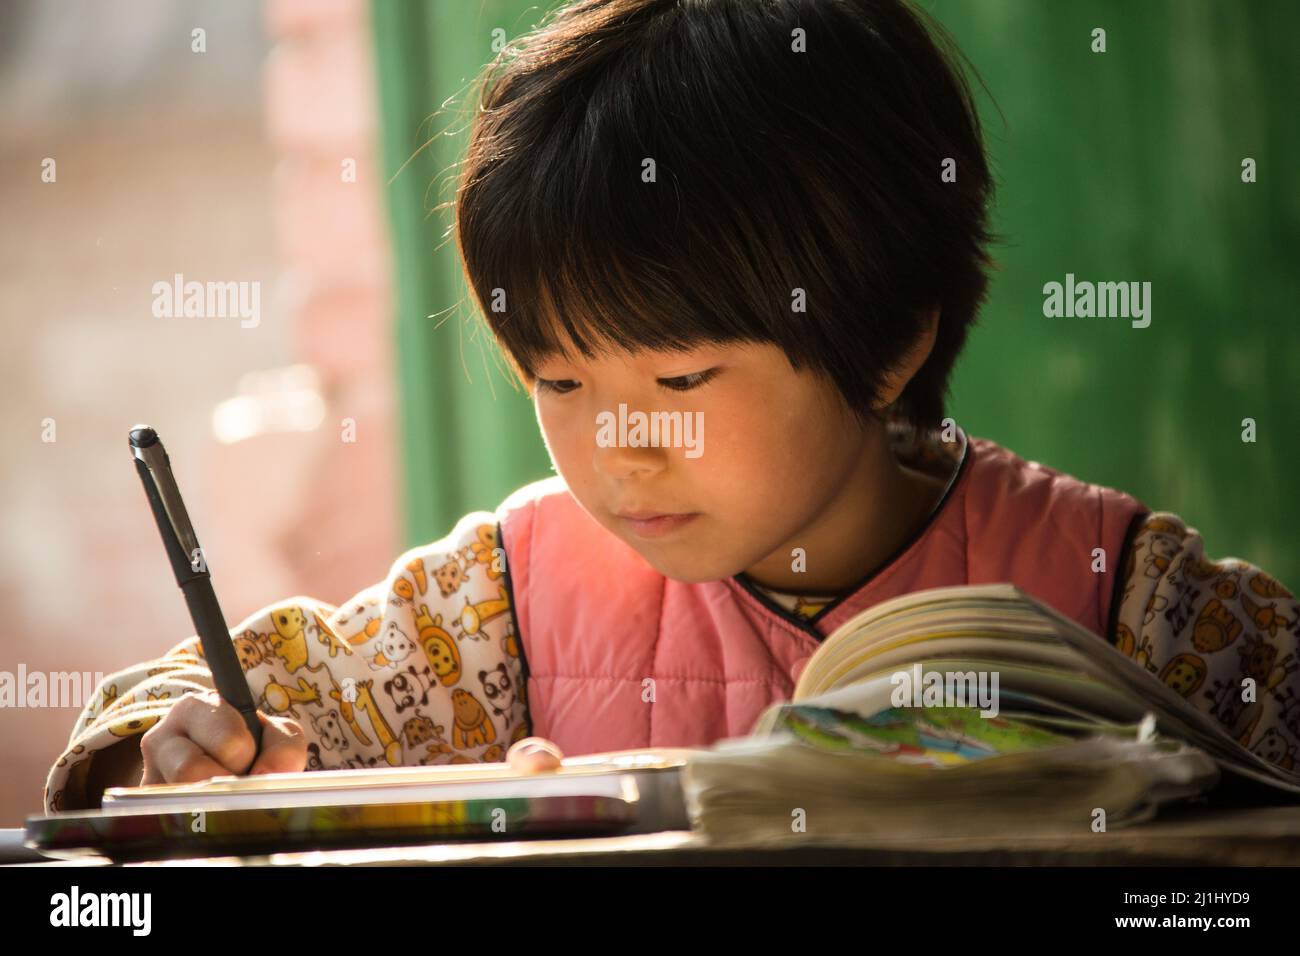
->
<box><xmin>495</xmin><ymin>429</ymin><xmax>1149</xmax><ymax>755</ymax></box>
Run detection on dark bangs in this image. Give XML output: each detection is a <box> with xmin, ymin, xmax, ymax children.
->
<box><xmin>454</xmin><ymin>0</ymin><xmax>995</xmax><ymax>430</ymax></box>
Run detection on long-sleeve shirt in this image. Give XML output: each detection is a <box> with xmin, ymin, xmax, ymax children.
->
<box><xmin>44</xmin><ymin>477</ymin><xmax>1300</xmax><ymax>815</ymax></box>
<box><xmin>45</xmin><ymin>513</ymin><xmax>532</xmax><ymax>813</ymax></box>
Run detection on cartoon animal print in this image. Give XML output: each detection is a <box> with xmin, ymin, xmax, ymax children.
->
<box><xmin>1278</xmin><ymin>687</ymin><xmax>1300</xmax><ymax>741</ymax></box>
<box><xmin>1200</xmin><ymin>634</ymin><xmax>1289</xmax><ymax>748</ymax></box>
<box><xmin>310</xmin><ymin>708</ymin><xmax>350</xmax><ymax>752</ymax></box>
<box><xmin>1240</xmin><ymin>593</ymin><xmax>1295</xmax><ymax>640</ymax></box>
<box><xmin>384</xmin><ymin>664</ymin><xmax>435</xmax><ymax>715</ymax></box>
<box><xmin>468</xmin><ymin>524</ymin><xmax>505</xmax><ymax>581</ymax></box>
<box><xmin>1113</xmin><ymin>622</ymin><xmax>1156</xmax><ymax>672</ymax></box>
<box><xmin>1178</xmin><ymin>554</ymin><xmax>1222</xmax><ymax>583</ymax></box>
<box><xmin>368</xmin><ymin>620</ymin><xmax>418</xmax><ymax>670</ymax></box>
<box><xmin>793</xmin><ymin>597</ymin><xmax>832</xmax><ymax>619</ymax></box>
<box><xmin>1143</xmin><ymin>517</ymin><xmax>1185</xmax><ymax>537</ymax></box>
<box><xmin>1249</xmin><ymin>570</ymin><xmax>1293</xmax><ymax>601</ymax></box>
<box><xmin>392</xmin><ymin>577</ymin><xmax>412</xmax><ymax>603</ymax></box>
<box><xmin>407</xmin><ymin>557</ymin><xmax>428</xmax><ymax>595</ymax></box>
<box><xmin>1158</xmin><ymin>653</ymin><xmax>1207</xmax><ymax>697</ymax></box>
<box><xmin>433</xmin><ymin>558</ymin><xmax>468</xmax><ymax>598</ymax></box>
<box><xmin>1164</xmin><ymin>586</ymin><xmax>1200</xmax><ymax>635</ymax></box>
<box><xmin>269</xmin><ymin>606</ymin><xmax>313</xmax><ymax>672</ymax></box>
<box><xmin>107</xmin><ymin>690</ymin><xmax>172</xmax><ymax>736</ymax></box>
<box><xmin>501</xmin><ymin>623</ymin><xmax>520</xmax><ymax>660</ymax></box>
<box><xmin>450</xmin><ymin>688</ymin><xmax>496</xmax><ymax>750</ymax></box>
<box><xmin>479</xmin><ymin>663</ymin><xmax>516</xmax><ymax>719</ymax></box>
<box><xmin>1213</xmin><ymin>570</ymin><xmax>1242</xmax><ymax>601</ymax></box>
<box><xmin>305</xmin><ymin>742</ymin><xmax>334</xmax><ymax>772</ymax></box>
<box><xmin>54</xmin><ymin>744</ymin><xmax>87</xmax><ymax>772</ymax></box>
<box><xmin>1251</xmin><ymin>728</ymin><xmax>1295</xmax><ymax>770</ymax></box>
<box><xmin>341</xmin><ymin>617</ymin><xmax>383</xmax><ymax>648</ymax></box>
<box><xmin>329</xmin><ymin>678</ymin><xmax>402</xmax><ymax>766</ymax></box>
<box><xmin>261</xmin><ymin>675</ymin><xmax>322</xmax><ymax>718</ymax></box>
<box><xmin>1113</xmin><ymin>622</ymin><xmax>1137</xmax><ymax>656</ymax></box>
<box><xmin>1144</xmin><ymin>534</ymin><xmax>1181</xmax><ymax>578</ymax></box>
<box><xmin>1191</xmin><ymin>598</ymin><xmax>1244</xmax><ymax>653</ymax></box>
<box><xmin>234</xmin><ymin>629</ymin><xmax>274</xmax><ymax>672</ymax></box>
<box><xmin>1237</xmin><ymin>634</ymin><xmax>1297</xmax><ymax>695</ymax></box>
<box><xmin>1204</xmin><ymin>676</ymin><xmax>1262</xmax><ymax>746</ymax></box>
<box><xmin>1143</xmin><ymin>593</ymin><xmax>1168</xmax><ymax>627</ymax></box>
<box><xmin>332</xmin><ymin>597</ymin><xmax>382</xmax><ymax>630</ymax></box>
<box><xmin>402</xmin><ymin>713</ymin><xmax>440</xmax><ymax>746</ymax></box>
<box><xmin>312</xmin><ymin>612</ymin><xmax>354</xmax><ymax>658</ymax></box>
<box><xmin>456</xmin><ymin>584</ymin><xmax>510</xmax><ymax>640</ymax></box>
<box><xmin>402</xmin><ymin>713</ymin><xmax>455</xmax><ymax>764</ymax></box>
<box><xmin>414</xmin><ymin>604</ymin><xmax>461</xmax><ymax>686</ymax></box>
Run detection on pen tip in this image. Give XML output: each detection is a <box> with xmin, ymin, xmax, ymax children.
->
<box><xmin>128</xmin><ymin>425</ymin><xmax>159</xmax><ymax>449</ymax></box>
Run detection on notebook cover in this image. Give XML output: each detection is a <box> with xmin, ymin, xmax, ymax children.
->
<box><xmin>25</xmin><ymin>792</ymin><xmax>639</xmax><ymax>862</ymax></box>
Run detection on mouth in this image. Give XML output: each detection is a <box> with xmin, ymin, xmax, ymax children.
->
<box><xmin>615</xmin><ymin>510</ymin><xmax>700</xmax><ymax>538</ymax></box>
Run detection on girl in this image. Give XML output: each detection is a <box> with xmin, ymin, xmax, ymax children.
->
<box><xmin>47</xmin><ymin>0</ymin><xmax>1299</xmax><ymax>812</ymax></box>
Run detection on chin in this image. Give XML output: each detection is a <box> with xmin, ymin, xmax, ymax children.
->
<box><xmin>630</xmin><ymin>547</ymin><xmax>738</xmax><ymax>584</ymax></box>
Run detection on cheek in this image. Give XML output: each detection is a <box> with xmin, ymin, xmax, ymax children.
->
<box><xmin>692</xmin><ymin>406</ymin><xmax>798</xmax><ymax>504</ymax></box>
<box><xmin>537</xmin><ymin>403</ymin><xmax>594</xmax><ymax>484</ymax></box>
<box><xmin>701</xmin><ymin>394</ymin><xmax>848</xmax><ymax>510</ymax></box>
<box><xmin>536</xmin><ymin>403</ymin><xmax>575</xmax><ymax>459</ymax></box>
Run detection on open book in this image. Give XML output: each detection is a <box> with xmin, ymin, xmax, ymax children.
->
<box><xmin>682</xmin><ymin>583</ymin><xmax>1300</xmax><ymax>845</ymax></box>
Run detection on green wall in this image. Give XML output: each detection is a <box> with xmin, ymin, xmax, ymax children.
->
<box><xmin>373</xmin><ymin>0</ymin><xmax>556</xmax><ymax>546</ymax></box>
<box><xmin>929</xmin><ymin>0</ymin><xmax>1298</xmax><ymax>586</ymax></box>
<box><xmin>374</xmin><ymin>0</ymin><xmax>1298</xmax><ymax>586</ymax></box>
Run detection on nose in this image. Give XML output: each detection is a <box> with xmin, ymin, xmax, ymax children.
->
<box><xmin>591</xmin><ymin>403</ymin><xmax>669</xmax><ymax>480</ymax></box>
<box><xmin>592</xmin><ymin>439</ymin><xmax>667</xmax><ymax>480</ymax></box>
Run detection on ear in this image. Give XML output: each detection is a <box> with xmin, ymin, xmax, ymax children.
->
<box><xmin>872</xmin><ymin>308</ymin><xmax>939</xmax><ymax>410</ymax></box>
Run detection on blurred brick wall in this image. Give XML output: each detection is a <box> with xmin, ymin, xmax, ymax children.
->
<box><xmin>0</xmin><ymin>0</ymin><xmax>403</xmax><ymax>827</ymax></box>
<box><xmin>204</xmin><ymin>0</ymin><xmax>398</xmax><ymax>621</ymax></box>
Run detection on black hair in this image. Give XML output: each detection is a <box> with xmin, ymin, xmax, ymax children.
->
<box><xmin>454</xmin><ymin>0</ymin><xmax>995</xmax><ymax>431</ymax></box>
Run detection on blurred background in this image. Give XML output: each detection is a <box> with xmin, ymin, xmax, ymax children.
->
<box><xmin>0</xmin><ymin>0</ymin><xmax>1296</xmax><ymax>825</ymax></box>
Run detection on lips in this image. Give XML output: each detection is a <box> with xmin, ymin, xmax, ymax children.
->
<box><xmin>616</xmin><ymin>510</ymin><xmax>700</xmax><ymax>539</ymax></box>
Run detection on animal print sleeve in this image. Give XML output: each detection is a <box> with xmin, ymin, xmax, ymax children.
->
<box><xmin>1112</xmin><ymin>511</ymin><xmax>1300</xmax><ymax>772</ymax></box>
<box><xmin>44</xmin><ymin>513</ymin><xmax>529</xmax><ymax>814</ymax></box>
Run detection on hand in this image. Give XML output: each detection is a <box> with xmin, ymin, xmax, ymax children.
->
<box><xmin>140</xmin><ymin>689</ymin><xmax>307</xmax><ymax>784</ymax></box>
<box><xmin>506</xmin><ymin>736</ymin><xmax>564</xmax><ymax>773</ymax></box>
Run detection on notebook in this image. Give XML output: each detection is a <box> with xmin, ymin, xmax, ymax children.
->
<box><xmin>25</xmin><ymin>749</ymin><xmax>695</xmax><ymax>861</ymax></box>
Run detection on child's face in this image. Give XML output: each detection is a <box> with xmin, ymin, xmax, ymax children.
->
<box><xmin>532</xmin><ymin>339</ymin><xmax>892</xmax><ymax>585</ymax></box>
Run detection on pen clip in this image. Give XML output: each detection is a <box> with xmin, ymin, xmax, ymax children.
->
<box><xmin>129</xmin><ymin>426</ymin><xmax>203</xmax><ymax>572</ymax></box>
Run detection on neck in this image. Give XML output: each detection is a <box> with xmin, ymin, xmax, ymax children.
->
<box><xmin>740</xmin><ymin>420</ymin><xmax>941</xmax><ymax>593</ymax></box>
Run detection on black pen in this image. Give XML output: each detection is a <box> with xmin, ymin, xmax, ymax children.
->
<box><xmin>128</xmin><ymin>424</ymin><xmax>263</xmax><ymax>765</ymax></box>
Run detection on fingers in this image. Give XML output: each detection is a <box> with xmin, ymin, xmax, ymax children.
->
<box><xmin>507</xmin><ymin>736</ymin><xmax>564</xmax><ymax>774</ymax></box>
<box><xmin>140</xmin><ymin>731</ymin><xmax>231</xmax><ymax>785</ymax></box>
<box><xmin>247</xmin><ymin>711</ymin><xmax>308</xmax><ymax>775</ymax></box>
<box><xmin>140</xmin><ymin>690</ymin><xmax>306</xmax><ymax>785</ymax></box>
<box><xmin>172</xmin><ymin>690</ymin><xmax>260</xmax><ymax>773</ymax></box>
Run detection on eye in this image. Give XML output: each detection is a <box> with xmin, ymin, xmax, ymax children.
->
<box><xmin>658</xmin><ymin>368</ymin><xmax>719</xmax><ymax>392</ymax></box>
<box><xmin>533</xmin><ymin>367</ymin><xmax>719</xmax><ymax>395</ymax></box>
<box><xmin>533</xmin><ymin>378</ymin><xmax>579</xmax><ymax>395</ymax></box>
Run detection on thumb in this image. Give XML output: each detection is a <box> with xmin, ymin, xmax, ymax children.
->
<box><xmin>507</xmin><ymin>736</ymin><xmax>564</xmax><ymax>774</ymax></box>
<box><xmin>246</xmin><ymin>712</ymin><xmax>308</xmax><ymax>775</ymax></box>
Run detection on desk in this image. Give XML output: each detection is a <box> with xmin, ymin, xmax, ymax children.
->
<box><xmin>11</xmin><ymin>803</ymin><xmax>1300</xmax><ymax>866</ymax></box>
